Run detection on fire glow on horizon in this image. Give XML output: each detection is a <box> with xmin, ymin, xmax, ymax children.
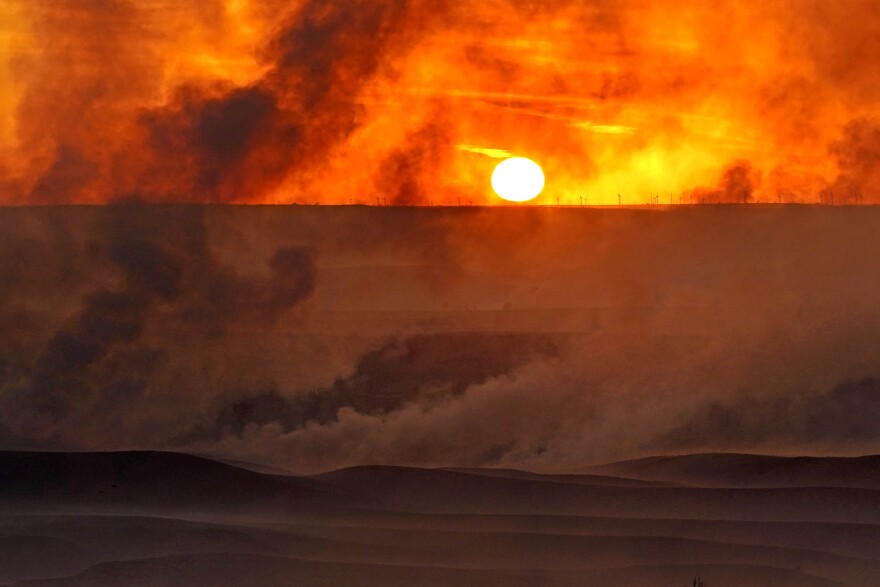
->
<box><xmin>0</xmin><ymin>0</ymin><xmax>878</xmax><ymax>206</ymax></box>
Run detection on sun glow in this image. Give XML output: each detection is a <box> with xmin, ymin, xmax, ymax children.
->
<box><xmin>491</xmin><ymin>157</ymin><xmax>545</xmax><ymax>203</ymax></box>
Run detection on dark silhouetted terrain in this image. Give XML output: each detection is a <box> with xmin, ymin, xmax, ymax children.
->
<box><xmin>2</xmin><ymin>451</ymin><xmax>880</xmax><ymax>586</ymax></box>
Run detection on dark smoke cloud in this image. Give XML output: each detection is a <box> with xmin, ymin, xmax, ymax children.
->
<box><xmin>828</xmin><ymin>117</ymin><xmax>880</xmax><ymax>203</ymax></box>
<box><xmin>1</xmin><ymin>207</ymin><xmax>316</xmax><ymax>441</ymax></box>
<box><xmin>15</xmin><ymin>0</ymin><xmax>161</xmax><ymax>203</ymax></box>
<box><xmin>191</xmin><ymin>333</ymin><xmax>563</xmax><ymax>441</ymax></box>
<box><xmin>2</xmin><ymin>209</ymin><xmax>181</xmax><ymax>438</ymax></box>
<box><xmin>31</xmin><ymin>146</ymin><xmax>100</xmax><ymax>204</ymax></box>
<box><xmin>683</xmin><ymin>161</ymin><xmax>760</xmax><ymax>204</ymax></box>
<box><xmin>6</xmin><ymin>0</ymin><xmax>454</xmax><ymax>203</ymax></box>
<box><xmin>136</xmin><ymin>86</ymin><xmax>291</xmax><ymax>202</ymax></box>
<box><xmin>0</xmin><ymin>211</ymin><xmax>95</xmax><ymax>388</ymax></box>
<box><xmin>122</xmin><ymin>0</ymin><xmax>450</xmax><ymax>202</ymax></box>
<box><xmin>657</xmin><ymin>378</ymin><xmax>880</xmax><ymax>451</ymax></box>
<box><xmin>378</xmin><ymin>120</ymin><xmax>451</xmax><ymax>206</ymax></box>
<box><xmin>719</xmin><ymin>162</ymin><xmax>760</xmax><ymax>204</ymax></box>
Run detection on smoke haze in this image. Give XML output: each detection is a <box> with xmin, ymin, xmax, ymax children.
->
<box><xmin>2</xmin><ymin>1</ymin><xmax>880</xmax><ymax>204</ymax></box>
<box><xmin>2</xmin><ymin>206</ymin><xmax>880</xmax><ymax>473</ymax></box>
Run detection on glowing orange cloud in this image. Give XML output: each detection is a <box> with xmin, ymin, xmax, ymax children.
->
<box><xmin>1</xmin><ymin>0</ymin><xmax>878</xmax><ymax>205</ymax></box>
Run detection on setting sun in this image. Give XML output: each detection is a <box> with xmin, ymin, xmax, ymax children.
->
<box><xmin>491</xmin><ymin>157</ymin><xmax>545</xmax><ymax>203</ymax></box>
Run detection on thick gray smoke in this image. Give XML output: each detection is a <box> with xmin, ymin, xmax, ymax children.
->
<box><xmin>0</xmin><ymin>207</ymin><xmax>316</xmax><ymax>443</ymax></box>
<box><xmin>2</xmin><ymin>206</ymin><xmax>880</xmax><ymax>472</ymax></box>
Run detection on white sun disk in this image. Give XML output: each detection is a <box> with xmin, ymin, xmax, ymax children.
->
<box><xmin>492</xmin><ymin>157</ymin><xmax>545</xmax><ymax>203</ymax></box>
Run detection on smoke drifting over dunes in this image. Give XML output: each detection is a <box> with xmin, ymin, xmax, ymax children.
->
<box><xmin>2</xmin><ymin>205</ymin><xmax>880</xmax><ymax>472</ymax></box>
<box><xmin>2</xmin><ymin>1</ymin><xmax>880</xmax><ymax>204</ymax></box>
<box><xmin>659</xmin><ymin>377</ymin><xmax>880</xmax><ymax>451</ymax></box>
<box><xmin>3</xmin><ymin>4</ymin><xmax>879</xmax><ymax>585</ymax></box>
<box><xmin>191</xmin><ymin>332</ymin><xmax>562</xmax><ymax>442</ymax></box>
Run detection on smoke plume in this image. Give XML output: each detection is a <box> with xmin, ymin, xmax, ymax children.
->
<box><xmin>2</xmin><ymin>1</ymin><xmax>880</xmax><ymax>204</ymax></box>
<box><xmin>3</xmin><ymin>206</ymin><xmax>880</xmax><ymax>472</ymax></box>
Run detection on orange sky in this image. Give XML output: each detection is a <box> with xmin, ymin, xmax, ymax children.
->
<box><xmin>1</xmin><ymin>0</ymin><xmax>879</xmax><ymax>205</ymax></box>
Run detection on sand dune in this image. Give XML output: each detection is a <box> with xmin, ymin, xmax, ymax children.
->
<box><xmin>15</xmin><ymin>553</ymin><xmax>842</xmax><ymax>587</ymax></box>
<box><xmin>317</xmin><ymin>464</ymin><xmax>880</xmax><ymax>523</ymax></box>
<box><xmin>590</xmin><ymin>453</ymin><xmax>880</xmax><ymax>490</ymax></box>
<box><xmin>442</xmin><ymin>467</ymin><xmax>680</xmax><ymax>487</ymax></box>
<box><xmin>5</xmin><ymin>513</ymin><xmax>878</xmax><ymax>583</ymax></box>
<box><xmin>3</xmin><ymin>451</ymin><xmax>880</xmax><ymax>586</ymax></box>
<box><xmin>0</xmin><ymin>535</ymin><xmax>88</xmax><ymax>583</ymax></box>
<box><xmin>0</xmin><ymin>451</ymin><xmax>330</xmax><ymax>515</ymax></box>
<box><xmin>270</xmin><ymin>524</ymin><xmax>880</xmax><ymax>583</ymax></box>
<box><xmin>267</xmin><ymin>510</ymin><xmax>880</xmax><ymax>561</ymax></box>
